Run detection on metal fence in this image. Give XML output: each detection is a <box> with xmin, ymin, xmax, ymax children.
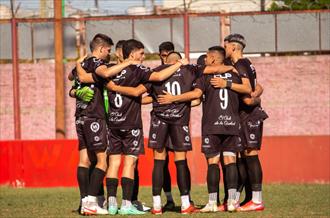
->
<box><xmin>0</xmin><ymin>10</ymin><xmax>329</xmax><ymax>60</ymax></box>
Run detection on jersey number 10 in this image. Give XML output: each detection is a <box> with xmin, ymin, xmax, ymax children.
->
<box><xmin>165</xmin><ymin>81</ymin><xmax>181</xmax><ymax>95</ymax></box>
<box><xmin>219</xmin><ymin>89</ymin><xmax>228</xmax><ymax>110</ymax></box>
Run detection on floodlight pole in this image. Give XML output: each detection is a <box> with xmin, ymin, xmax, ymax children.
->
<box><xmin>54</xmin><ymin>0</ymin><xmax>66</xmax><ymax>138</ymax></box>
<box><xmin>10</xmin><ymin>0</ymin><xmax>21</xmax><ymax>139</ymax></box>
<box><xmin>183</xmin><ymin>0</ymin><xmax>190</xmax><ymax>61</ymax></box>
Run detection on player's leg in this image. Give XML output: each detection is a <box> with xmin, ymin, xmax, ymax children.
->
<box><xmin>237</xmin><ymin>153</ymin><xmax>252</xmax><ymax>206</ymax></box>
<box><xmin>223</xmin><ymin>151</ymin><xmax>238</xmax><ymax>212</ymax></box>
<box><xmin>218</xmin><ymin>153</ymin><xmax>228</xmax><ymax>211</ymax></box>
<box><xmin>163</xmin><ymin>144</ymin><xmax>175</xmax><ymax>210</ymax></box>
<box><xmin>106</xmin><ymin>154</ymin><xmax>121</xmax><ymax>214</ymax></box>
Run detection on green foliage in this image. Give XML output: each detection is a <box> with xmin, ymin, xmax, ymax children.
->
<box><xmin>269</xmin><ymin>0</ymin><xmax>330</xmax><ymax>11</ymax></box>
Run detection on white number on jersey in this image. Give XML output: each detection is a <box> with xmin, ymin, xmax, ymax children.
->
<box><xmin>114</xmin><ymin>93</ymin><xmax>123</xmax><ymax>108</ymax></box>
<box><xmin>219</xmin><ymin>89</ymin><xmax>228</xmax><ymax>110</ymax></box>
<box><xmin>165</xmin><ymin>81</ymin><xmax>181</xmax><ymax>95</ymax></box>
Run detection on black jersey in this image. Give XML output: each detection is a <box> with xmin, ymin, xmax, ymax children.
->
<box><xmin>72</xmin><ymin>56</ymin><xmax>108</xmax><ymax>119</ymax></box>
<box><xmin>234</xmin><ymin>58</ymin><xmax>260</xmax><ymax>113</ymax></box>
<box><xmin>196</xmin><ymin>71</ymin><xmax>242</xmax><ymax>135</ymax></box>
<box><xmin>147</xmin><ymin>64</ymin><xmax>205</xmax><ymax>125</ymax></box>
<box><xmin>108</xmin><ymin>64</ymin><xmax>153</xmax><ymax>129</ymax></box>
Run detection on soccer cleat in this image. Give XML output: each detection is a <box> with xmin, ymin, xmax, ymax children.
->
<box><xmin>132</xmin><ymin>200</ymin><xmax>151</xmax><ymax>212</ymax></box>
<box><xmin>119</xmin><ymin>205</ymin><xmax>146</xmax><ymax>215</ymax></box>
<box><xmin>181</xmin><ymin>204</ymin><xmax>199</xmax><ymax>214</ymax></box>
<box><xmin>79</xmin><ymin>197</ymin><xmax>88</xmax><ymax>215</ymax></box>
<box><xmin>151</xmin><ymin>207</ymin><xmax>163</xmax><ymax>215</ymax></box>
<box><xmin>200</xmin><ymin>202</ymin><xmax>218</xmax><ymax>213</ymax></box>
<box><xmin>97</xmin><ymin>195</ymin><xmax>106</xmax><ymax>209</ymax></box>
<box><xmin>218</xmin><ymin>202</ymin><xmax>227</xmax><ymax>211</ymax></box>
<box><xmin>83</xmin><ymin>202</ymin><xmax>109</xmax><ymax>215</ymax></box>
<box><xmin>163</xmin><ymin>201</ymin><xmax>175</xmax><ymax>211</ymax></box>
<box><xmin>227</xmin><ymin>199</ymin><xmax>239</xmax><ymax>212</ymax></box>
<box><xmin>237</xmin><ymin>200</ymin><xmax>264</xmax><ymax>212</ymax></box>
<box><xmin>108</xmin><ymin>205</ymin><xmax>118</xmax><ymax>215</ymax></box>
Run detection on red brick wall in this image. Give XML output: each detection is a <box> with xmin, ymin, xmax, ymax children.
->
<box><xmin>0</xmin><ymin>55</ymin><xmax>329</xmax><ymax>140</ymax></box>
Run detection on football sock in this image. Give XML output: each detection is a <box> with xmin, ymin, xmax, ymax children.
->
<box><xmin>237</xmin><ymin>157</ymin><xmax>247</xmax><ymax>193</ymax></box>
<box><xmin>153</xmin><ymin>195</ymin><xmax>161</xmax><ymax>209</ymax></box>
<box><xmin>220</xmin><ymin>156</ymin><xmax>228</xmax><ymax>203</ymax></box>
<box><xmin>165</xmin><ymin>192</ymin><xmax>174</xmax><ymax>202</ymax></box>
<box><xmin>180</xmin><ymin>195</ymin><xmax>190</xmax><ymax>210</ymax></box>
<box><xmin>106</xmin><ymin>178</ymin><xmax>118</xmax><ymax>199</ymax></box>
<box><xmin>87</xmin><ymin>167</ymin><xmax>105</xmax><ymax>197</ymax></box>
<box><xmin>152</xmin><ymin>160</ymin><xmax>165</xmax><ymax>196</ymax></box>
<box><xmin>163</xmin><ymin>156</ymin><xmax>172</xmax><ymax>193</ymax></box>
<box><xmin>208</xmin><ymin>192</ymin><xmax>218</xmax><ymax>204</ymax></box>
<box><xmin>252</xmin><ymin>191</ymin><xmax>262</xmax><ymax>204</ymax></box>
<box><xmin>246</xmin><ymin>155</ymin><xmax>263</xmax><ymax>202</ymax></box>
<box><xmin>77</xmin><ymin>166</ymin><xmax>89</xmax><ymax>199</ymax></box>
<box><xmin>225</xmin><ymin>163</ymin><xmax>238</xmax><ymax>201</ymax></box>
<box><xmin>175</xmin><ymin>160</ymin><xmax>190</xmax><ymax>196</ymax></box>
<box><xmin>121</xmin><ymin>177</ymin><xmax>134</xmax><ymax>202</ymax></box>
<box><xmin>207</xmin><ymin>164</ymin><xmax>220</xmax><ymax>198</ymax></box>
<box><xmin>132</xmin><ymin>160</ymin><xmax>139</xmax><ymax>201</ymax></box>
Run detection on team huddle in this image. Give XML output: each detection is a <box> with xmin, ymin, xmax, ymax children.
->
<box><xmin>69</xmin><ymin>33</ymin><xmax>268</xmax><ymax>215</ymax></box>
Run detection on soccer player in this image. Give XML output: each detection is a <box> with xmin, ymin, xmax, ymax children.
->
<box><xmin>73</xmin><ymin>33</ymin><xmax>139</xmax><ymax>215</ymax></box>
<box><xmin>77</xmin><ymin>39</ymin><xmax>189</xmax><ymax>215</ymax></box>
<box><xmin>159</xmin><ymin>41</ymin><xmax>175</xmax><ymax>64</ymax></box>
<box><xmin>217</xmin><ymin>34</ymin><xmax>268</xmax><ymax>211</ymax></box>
<box><xmin>157</xmin><ymin>46</ymin><xmax>251</xmax><ymax>212</ymax></box>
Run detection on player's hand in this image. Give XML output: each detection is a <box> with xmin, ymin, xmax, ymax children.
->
<box><xmin>251</xmin><ymin>91</ymin><xmax>258</xmax><ymax>98</ymax></box>
<box><xmin>210</xmin><ymin>77</ymin><xmax>226</xmax><ymax>88</ymax></box>
<box><xmin>157</xmin><ymin>90</ymin><xmax>174</xmax><ymax>104</ymax></box>
<box><xmin>232</xmin><ymin>68</ymin><xmax>238</xmax><ymax>74</ymax></box>
<box><xmin>76</xmin><ymin>86</ymin><xmax>94</xmax><ymax>102</ymax></box>
<box><xmin>77</xmin><ymin>54</ymin><xmax>88</xmax><ymax>64</ymax></box>
<box><xmin>178</xmin><ymin>58</ymin><xmax>189</xmax><ymax>65</ymax></box>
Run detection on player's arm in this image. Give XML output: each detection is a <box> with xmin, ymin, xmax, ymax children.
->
<box><xmin>76</xmin><ymin>61</ymin><xmax>95</xmax><ymax>83</ymax></box>
<box><xmin>95</xmin><ymin>59</ymin><xmax>138</xmax><ymax>79</ymax></box>
<box><xmin>142</xmin><ymin>96</ymin><xmax>153</xmax><ymax>104</ymax></box>
<box><xmin>242</xmin><ymin>96</ymin><xmax>261</xmax><ymax>106</ymax></box>
<box><xmin>69</xmin><ymin>88</ymin><xmax>76</xmax><ymax>98</ymax></box>
<box><xmin>149</xmin><ymin>59</ymin><xmax>189</xmax><ymax>81</ymax></box>
<box><xmin>106</xmin><ymin>81</ymin><xmax>147</xmax><ymax>97</ymax></box>
<box><xmin>210</xmin><ymin>77</ymin><xmax>252</xmax><ymax>94</ymax></box>
<box><xmin>157</xmin><ymin>88</ymin><xmax>203</xmax><ymax>105</ymax></box>
<box><xmin>203</xmin><ymin>64</ymin><xmax>235</xmax><ymax>74</ymax></box>
<box><xmin>251</xmin><ymin>83</ymin><xmax>263</xmax><ymax>98</ymax></box>
<box><xmin>68</xmin><ymin>71</ymin><xmax>75</xmax><ymax>81</ymax></box>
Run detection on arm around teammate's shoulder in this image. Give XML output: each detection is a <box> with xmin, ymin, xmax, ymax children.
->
<box><xmin>149</xmin><ymin>59</ymin><xmax>189</xmax><ymax>81</ymax></box>
<box><xmin>106</xmin><ymin>81</ymin><xmax>147</xmax><ymax>97</ymax></box>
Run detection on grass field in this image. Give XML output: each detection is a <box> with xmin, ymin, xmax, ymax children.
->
<box><xmin>0</xmin><ymin>184</ymin><xmax>329</xmax><ymax>217</ymax></box>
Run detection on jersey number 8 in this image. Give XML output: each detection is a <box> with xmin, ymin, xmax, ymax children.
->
<box><xmin>219</xmin><ymin>89</ymin><xmax>228</xmax><ymax>110</ymax></box>
<box><xmin>165</xmin><ymin>81</ymin><xmax>181</xmax><ymax>95</ymax></box>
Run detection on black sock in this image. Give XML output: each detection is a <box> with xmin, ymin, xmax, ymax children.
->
<box><xmin>121</xmin><ymin>177</ymin><xmax>134</xmax><ymax>201</ymax></box>
<box><xmin>106</xmin><ymin>178</ymin><xmax>118</xmax><ymax>199</ymax></box>
<box><xmin>132</xmin><ymin>160</ymin><xmax>139</xmax><ymax>201</ymax></box>
<box><xmin>220</xmin><ymin>156</ymin><xmax>228</xmax><ymax>203</ymax></box>
<box><xmin>185</xmin><ymin>159</ymin><xmax>191</xmax><ymax>193</ymax></box>
<box><xmin>237</xmin><ymin>157</ymin><xmax>247</xmax><ymax>193</ymax></box>
<box><xmin>175</xmin><ymin>160</ymin><xmax>189</xmax><ymax>196</ymax></box>
<box><xmin>153</xmin><ymin>160</ymin><xmax>165</xmax><ymax>196</ymax></box>
<box><xmin>225</xmin><ymin>163</ymin><xmax>238</xmax><ymax>190</ymax></box>
<box><xmin>207</xmin><ymin>164</ymin><xmax>220</xmax><ymax>194</ymax></box>
<box><xmin>163</xmin><ymin>155</ymin><xmax>172</xmax><ymax>193</ymax></box>
<box><xmin>87</xmin><ymin>168</ymin><xmax>106</xmax><ymax>196</ymax></box>
<box><xmin>77</xmin><ymin>166</ymin><xmax>89</xmax><ymax>199</ymax></box>
<box><xmin>246</xmin><ymin>155</ymin><xmax>263</xmax><ymax>191</ymax></box>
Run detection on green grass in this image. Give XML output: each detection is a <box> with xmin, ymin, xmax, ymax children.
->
<box><xmin>0</xmin><ymin>184</ymin><xmax>329</xmax><ymax>217</ymax></box>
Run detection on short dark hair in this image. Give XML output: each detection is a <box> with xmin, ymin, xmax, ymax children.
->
<box><xmin>122</xmin><ymin>39</ymin><xmax>144</xmax><ymax>59</ymax></box>
<box><xmin>197</xmin><ymin>54</ymin><xmax>206</xmax><ymax>65</ymax></box>
<box><xmin>167</xmin><ymin>51</ymin><xmax>182</xmax><ymax>59</ymax></box>
<box><xmin>208</xmin><ymin>46</ymin><xmax>226</xmax><ymax>58</ymax></box>
<box><xmin>115</xmin><ymin>40</ymin><xmax>126</xmax><ymax>49</ymax></box>
<box><xmin>226</xmin><ymin>33</ymin><xmax>246</xmax><ymax>49</ymax></box>
<box><xmin>159</xmin><ymin>41</ymin><xmax>174</xmax><ymax>53</ymax></box>
<box><xmin>89</xmin><ymin>33</ymin><xmax>114</xmax><ymax>52</ymax></box>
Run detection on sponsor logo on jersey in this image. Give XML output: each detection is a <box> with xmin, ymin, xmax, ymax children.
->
<box><xmin>131</xmin><ymin>129</ymin><xmax>140</xmax><ymax>137</ymax></box>
<box><xmin>94</xmin><ymin>136</ymin><xmax>100</xmax><ymax>142</ymax></box>
<box><xmin>185</xmin><ymin>136</ymin><xmax>190</xmax><ymax>142</ymax></box>
<box><xmin>204</xmin><ymin>137</ymin><xmax>209</xmax><ymax>144</ymax></box>
<box><xmin>152</xmin><ymin>133</ymin><xmax>157</xmax><ymax>139</ymax></box>
<box><xmin>133</xmin><ymin>140</ymin><xmax>138</xmax><ymax>146</ymax></box>
<box><xmin>183</xmin><ymin>126</ymin><xmax>189</xmax><ymax>133</ymax></box>
<box><xmin>250</xmin><ymin>134</ymin><xmax>255</xmax><ymax>140</ymax></box>
<box><xmin>90</xmin><ymin>122</ymin><xmax>100</xmax><ymax>132</ymax></box>
<box><xmin>214</xmin><ymin>73</ymin><xmax>232</xmax><ymax>79</ymax></box>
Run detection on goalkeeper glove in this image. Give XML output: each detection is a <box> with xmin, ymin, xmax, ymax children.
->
<box><xmin>76</xmin><ymin>86</ymin><xmax>94</xmax><ymax>102</ymax></box>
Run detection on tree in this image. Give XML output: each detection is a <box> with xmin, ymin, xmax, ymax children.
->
<box><xmin>268</xmin><ymin>0</ymin><xmax>330</xmax><ymax>11</ymax></box>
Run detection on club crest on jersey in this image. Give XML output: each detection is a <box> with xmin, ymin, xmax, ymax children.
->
<box><xmin>90</xmin><ymin>122</ymin><xmax>100</xmax><ymax>133</ymax></box>
<box><xmin>115</xmin><ymin>70</ymin><xmax>127</xmax><ymax>79</ymax></box>
<box><xmin>133</xmin><ymin>140</ymin><xmax>138</xmax><ymax>146</ymax></box>
<box><xmin>131</xmin><ymin>129</ymin><xmax>140</xmax><ymax>137</ymax></box>
<box><xmin>152</xmin><ymin>133</ymin><xmax>157</xmax><ymax>139</ymax></box>
<box><xmin>250</xmin><ymin>134</ymin><xmax>255</xmax><ymax>140</ymax></box>
<box><xmin>183</xmin><ymin>126</ymin><xmax>189</xmax><ymax>133</ymax></box>
<box><xmin>214</xmin><ymin>73</ymin><xmax>232</xmax><ymax>79</ymax></box>
<box><xmin>94</xmin><ymin>136</ymin><xmax>100</xmax><ymax>142</ymax></box>
<box><xmin>204</xmin><ymin>137</ymin><xmax>210</xmax><ymax>144</ymax></box>
<box><xmin>185</xmin><ymin>136</ymin><xmax>190</xmax><ymax>142</ymax></box>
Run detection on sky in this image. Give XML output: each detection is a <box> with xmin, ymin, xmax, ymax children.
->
<box><xmin>0</xmin><ymin>0</ymin><xmax>164</xmax><ymax>15</ymax></box>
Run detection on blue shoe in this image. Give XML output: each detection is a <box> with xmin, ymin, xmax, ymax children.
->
<box><xmin>108</xmin><ymin>205</ymin><xmax>118</xmax><ymax>215</ymax></box>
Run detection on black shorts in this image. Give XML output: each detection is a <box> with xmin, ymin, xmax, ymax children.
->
<box><xmin>240</xmin><ymin>119</ymin><xmax>264</xmax><ymax>150</ymax></box>
<box><xmin>75</xmin><ymin>116</ymin><xmax>108</xmax><ymax>152</ymax></box>
<box><xmin>201</xmin><ymin>134</ymin><xmax>243</xmax><ymax>158</ymax></box>
<box><xmin>148</xmin><ymin>115</ymin><xmax>192</xmax><ymax>152</ymax></box>
<box><xmin>108</xmin><ymin>128</ymin><xmax>145</xmax><ymax>156</ymax></box>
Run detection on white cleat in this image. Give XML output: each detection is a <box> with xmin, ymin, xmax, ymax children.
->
<box><xmin>200</xmin><ymin>202</ymin><xmax>218</xmax><ymax>213</ymax></box>
<box><xmin>83</xmin><ymin>201</ymin><xmax>109</xmax><ymax>215</ymax></box>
